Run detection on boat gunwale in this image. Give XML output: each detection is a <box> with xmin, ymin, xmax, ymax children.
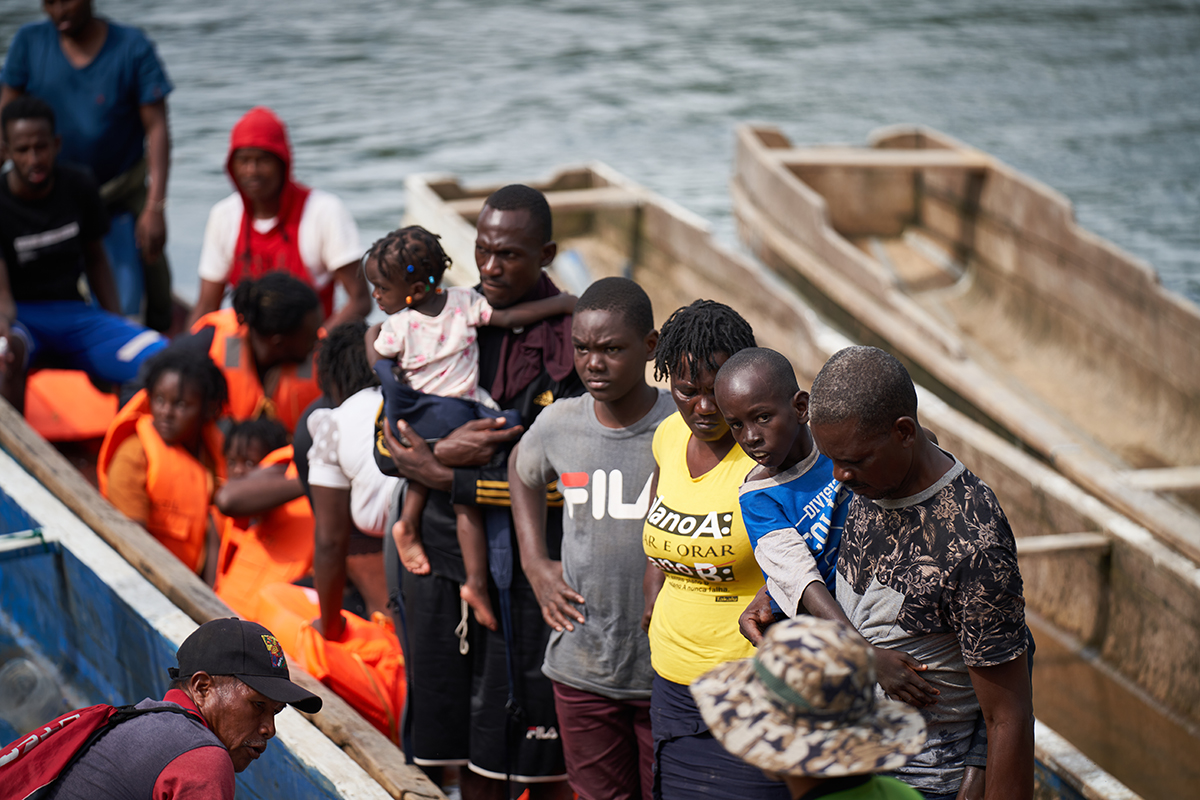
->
<box><xmin>730</xmin><ymin>122</ymin><xmax>1200</xmax><ymax>567</ymax></box>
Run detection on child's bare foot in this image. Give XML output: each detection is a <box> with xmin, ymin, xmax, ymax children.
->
<box><xmin>392</xmin><ymin>519</ymin><xmax>430</xmax><ymax>575</ymax></box>
<box><xmin>461</xmin><ymin>580</ymin><xmax>498</xmax><ymax>631</ymax></box>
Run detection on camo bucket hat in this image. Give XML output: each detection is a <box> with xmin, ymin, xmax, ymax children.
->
<box><xmin>690</xmin><ymin>617</ymin><xmax>926</xmax><ymax>777</ymax></box>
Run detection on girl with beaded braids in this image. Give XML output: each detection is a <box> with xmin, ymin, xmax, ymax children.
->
<box><xmin>639</xmin><ymin>300</ymin><xmax>795</xmax><ymax>800</ymax></box>
<box><xmin>361</xmin><ymin>226</ymin><xmax>576</xmax><ymax>631</ymax></box>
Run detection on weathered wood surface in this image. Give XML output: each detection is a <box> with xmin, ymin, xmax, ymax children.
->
<box><xmin>0</xmin><ymin>397</ymin><xmax>443</xmax><ymax>800</ymax></box>
<box><xmin>404</xmin><ymin>164</ymin><xmax>1200</xmax><ymax>747</ymax></box>
<box><xmin>732</xmin><ymin>122</ymin><xmax>1200</xmax><ymax>566</ymax></box>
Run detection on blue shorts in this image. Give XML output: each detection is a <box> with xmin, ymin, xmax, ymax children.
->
<box><xmin>14</xmin><ymin>300</ymin><xmax>167</xmax><ymax>384</ymax></box>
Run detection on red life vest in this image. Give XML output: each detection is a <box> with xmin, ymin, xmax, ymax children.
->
<box><xmin>98</xmin><ymin>390</ymin><xmax>226</xmax><ymax>574</ymax></box>
<box><xmin>223</xmin><ymin>106</ymin><xmax>334</xmax><ymax>317</ymax></box>
<box><xmin>192</xmin><ymin>309</ymin><xmax>321</xmax><ymax>435</ymax></box>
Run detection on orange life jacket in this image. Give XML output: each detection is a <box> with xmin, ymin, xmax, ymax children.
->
<box><xmin>192</xmin><ymin>309</ymin><xmax>321</xmax><ymax>434</ymax></box>
<box><xmin>253</xmin><ymin>582</ymin><xmax>405</xmax><ymax>743</ymax></box>
<box><xmin>214</xmin><ymin>446</ymin><xmax>315</xmax><ymax>619</ymax></box>
<box><xmin>98</xmin><ymin>390</ymin><xmax>226</xmax><ymax>574</ymax></box>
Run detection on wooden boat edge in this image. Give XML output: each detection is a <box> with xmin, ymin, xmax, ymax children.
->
<box><xmin>0</xmin><ymin>398</ymin><xmax>444</xmax><ymax>800</ymax></box>
<box><xmin>729</xmin><ymin>122</ymin><xmax>1200</xmax><ymax>566</ymax></box>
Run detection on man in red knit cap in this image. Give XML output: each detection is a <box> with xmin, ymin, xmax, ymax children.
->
<box><xmin>187</xmin><ymin>107</ymin><xmax>370</xmax><ymax>329</ymax></box>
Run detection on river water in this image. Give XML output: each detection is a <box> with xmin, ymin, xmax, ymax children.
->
<box><xmin>1</xmin><ymin>0</ymin><xmax>1197</xmax><ymax>307</ymax></box>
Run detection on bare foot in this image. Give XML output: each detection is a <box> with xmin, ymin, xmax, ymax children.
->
<box><xmin>392</xmin><ymin>519</ymin><xmax>430</xmax><ymax>575</ymax></box>
<box><xmin>461</xmin><ymin>580</ymin><xmax>498</xmax><ymax>631</ymax></box>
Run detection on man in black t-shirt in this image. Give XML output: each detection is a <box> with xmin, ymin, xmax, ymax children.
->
<box><xmin>0</xmin><ymin>96</ymin><xmax>165</xmax><ymax>412</ymax></box>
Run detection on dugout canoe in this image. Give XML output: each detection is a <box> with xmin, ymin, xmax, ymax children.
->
<box><xmin>0</xmin><ymin>398</ymin><xmax>444</xmax><ymax>800</ymax></box>
<box><xmin>730</xmin><ymin>123</ymin><xmax>1200</xmax><ymax>568</ymax></box>
<box><xmin>405</xmin><ymin>163</ymin><xmax>1198</xmax><ymax>798</ymax></box>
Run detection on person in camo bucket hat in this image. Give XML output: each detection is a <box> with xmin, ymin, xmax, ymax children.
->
<box><xmin>691</xmin><ymin>617</ymin><xmax>927</xmax><ymax>799</ymax></box>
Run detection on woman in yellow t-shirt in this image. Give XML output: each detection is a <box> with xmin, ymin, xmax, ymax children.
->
<box><xmin>642</xmin><ymin>300</ymin><xmax>790</xmax><ymax>800</ymax></box>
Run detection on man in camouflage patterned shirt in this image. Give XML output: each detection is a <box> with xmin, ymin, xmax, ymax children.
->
<box><xmin>808</xmin><ymin>346</ymin><xmax>1033</xmax><ymax>800</ymax></box>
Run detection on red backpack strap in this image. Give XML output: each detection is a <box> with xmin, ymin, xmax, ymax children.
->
<box><xmin>1</xmin><ymin>704</ymin><xmax>204</xmax><ymax>800</ymax></box>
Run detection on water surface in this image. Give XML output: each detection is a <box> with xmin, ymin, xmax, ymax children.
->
<box><xmin>1</xmin><ymin>0</ymin><xmax>1196</xmax><ymax>304</ymax></box>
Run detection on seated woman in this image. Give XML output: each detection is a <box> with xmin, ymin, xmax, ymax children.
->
<box><xmin>214</xmin><ymin>418</ymin><xmax>314</xmax><ymax>618</ymax></box>
<box><xmin>188</xmin><ymin>271</ymin><xmax>322</xmax><ymax>434</ymax></box>
<box><xmin>99</xmin><ymin>346</ymin><xmax>229</xmax><ymax>581</ymax></box>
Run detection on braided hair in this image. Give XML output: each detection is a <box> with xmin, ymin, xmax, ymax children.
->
<box><xmin>143</xmin><ymin>345</ymin><xmax>230</xmax><ymax>412</ymax></box>
<box><xmin>364</xmin><ymin>226</ymin><xmax>452</xmax><ymax>290</ymax></box>
<box><xmin>231</xmin><ymin>272</ymin><xmax>320</xmax><ymax>337</ymax></box>
<box><xmin>654</xmin><ymin>300</ymin><xmax>756</xmax><ymax>382</ymax></box>
<box><xmin>317</xmin><ymin>320</ymin><xmax>377</xmax><ymax>402</ymax></box>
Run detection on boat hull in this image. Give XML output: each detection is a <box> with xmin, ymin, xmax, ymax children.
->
<box><xmin>730</xmin><ymin>123</ymin><xmax>1200</xmax><ymax>568</ymax></box>
<box><xmin>0</xmin><ymin>453</ymin><xmax>395</xmax><ymax>800</ymax></box>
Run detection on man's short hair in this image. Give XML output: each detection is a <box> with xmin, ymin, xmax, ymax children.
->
<box><xmin>809</xmin><ymin>346</ymin><xmax>917</xmax><ymax>435</ymax></box>
<box><xmin>575</xmin><ymin>277</ymin><xmax>653</xmax><ymax>337</ymax></box>
<box><xmin>1</xmin><ymin>95</ymin><xmax>56</xmax><ymax>139</ymax></box>
<box><xmin>483</xmin><ymin>184</ymin><xmax>553</xmax><ymax>244</ymax></box>
<box><xmin>716</xmin><ymin>347</ymin><xmax>799</xmax><ymax>403</ymax></box>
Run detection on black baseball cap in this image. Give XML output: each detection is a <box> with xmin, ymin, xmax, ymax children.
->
<box><xmin>169</xmin><ymin>618</ymin><xmax>323</xmax><ymax>714</ymax></box>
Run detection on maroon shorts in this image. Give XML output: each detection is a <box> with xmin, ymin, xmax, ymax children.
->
<box><xmin>552</xmin><ymin>681</ymin><xmax>653</xmax><ymax>800</ymax></box>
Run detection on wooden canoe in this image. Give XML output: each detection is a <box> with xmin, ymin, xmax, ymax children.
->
<box><xmin>0</xmin><ymin>399</ymin><xmax>444</xmax><ymax>800</ymax></box>
<box><xmin>404</xmin><ymin>162</ymin><xmax>1199</xmax><ymax>798</ymax></box>
<box><xmin>0</xmin><ymin>447</ymin><xmax>412</xmax><ymax>799</ymax></box>
<box><xmin>730</xmin><ymin>123</ymin><xmax>1200</xmax><ymax>567</ymax></box>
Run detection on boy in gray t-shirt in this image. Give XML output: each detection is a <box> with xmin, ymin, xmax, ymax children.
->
<box><xmin>510</xmin><ymin>277</ymin><xmax>673</xmax><ymax>800</ymax></box>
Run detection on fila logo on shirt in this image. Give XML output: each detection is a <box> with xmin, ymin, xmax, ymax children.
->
<box><xmin>559</xmin><ymin>471</ymin><xmax>653</xmax><ymax>520</ymax></box>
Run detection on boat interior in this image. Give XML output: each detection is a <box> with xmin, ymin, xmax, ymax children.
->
<box><xmin>737</xmin><ymin>126</ymin><xmax>1200</xmax><ymax>514</ymax></box>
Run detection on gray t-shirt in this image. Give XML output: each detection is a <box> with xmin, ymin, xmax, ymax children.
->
<box><xmin>515</xmin><ymin>389</ymin><xmax>675</xmax><ymax>699</ymax></box>
<box><xmin>836</xmin><ymin>456</ymin><xmax>1026</xmax><ymax>795</ymax></box>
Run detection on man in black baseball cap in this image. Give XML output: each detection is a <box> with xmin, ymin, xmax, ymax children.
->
<box><xmin>44</xmin><ymin>618</ymin><xmax>322</xmax><ymax>799</ymax></box>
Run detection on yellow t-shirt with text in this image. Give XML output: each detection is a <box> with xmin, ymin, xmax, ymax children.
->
<box><xmin>643</xmin><ymin>412</ymin><xmax>763</xmax><ymax>685</ymax></box>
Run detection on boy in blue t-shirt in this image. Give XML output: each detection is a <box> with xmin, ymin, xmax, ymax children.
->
<box><xmin>714</xmin><ymin>347</ymin><xmax>849</xmax><ymax>622</ymax></box>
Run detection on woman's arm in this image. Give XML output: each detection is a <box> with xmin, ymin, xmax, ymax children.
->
<box><xmin>310</xmin><ymin>484</ymin><xmax>353</xmax><ymax>641</ymax></box>
<box><xmin>324</xmin><ymin>260</ymin><xmax>372</xmax><ymax>329</ymax></box>
<box><xmin>186</xmin><ymin>279</ymin><xmax>226</xmax><ymax>330</ymax></box>
<box><xmin>641</xmin><ymin>469</ymin><xmax>662</xmax><ymax>632</ymax></box>
<box><xmin>214</xmin><ymin>463</ymin><xmax>303</xmax><ymax>517</ymax></box>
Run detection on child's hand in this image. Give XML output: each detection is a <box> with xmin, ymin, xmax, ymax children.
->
<box><xmin>558</xmin><ymin>293</ymin><xmax>578</xmax><ymax>314</ymax></box>
<box><xmin>738</xmin><ymin>585</ymin><xmax>776</xmax><ymax>646</ymax></box>
<box><xmin>874</xmin><ymin>647</ymin><xmax>939</xmax><ymax>707</ymax></box>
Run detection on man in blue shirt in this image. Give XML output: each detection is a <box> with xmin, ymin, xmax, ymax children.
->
<box><xmin>2</xmin><ymin>0</ymin><xmax>174</xmax><ymax>330</ymax></box>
